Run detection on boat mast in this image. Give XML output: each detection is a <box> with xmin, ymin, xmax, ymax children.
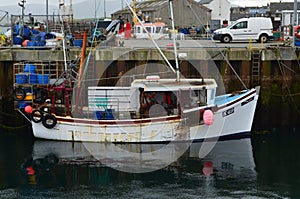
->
<box><xmin>75</xmin><ymin>30</ymin><xmax>87</xmax><ymax>112</ymax></box>
<box><xmin>59</xmin><ymin>2</ymin><xmax>68</xmax><ymax>72</ymax></box>
<box><xmin>18</xmin><ymin>0</ymin><xmax>26</xmax><ymax>37</ymax></box>
<box><xmin>133</xmin><ymin>0</ymin><xmax>138</xmax><ymax>25</ymax></box>
<box><xmin>46</xmin><ymin>0</ymin><xmax>48</xmax><ymax>32</ymax></box>
<box><xmin>169</xmin><ymin>0</ymin><xmax>180</xmax><ymax>81</ymax></box>
<box><xmin>104</xmin><ymin>0</ymin><xmax>106</xmax><ymax>18</ymax></box>
<box><xmin>293</xmin><ymin>0</ymin><xmax>297</xmax><ymax>46</ymax></box>
<box><xmin>70</xmin><ymin>0</ymin><xmax>73</xmax><ymax>24</ymax></box>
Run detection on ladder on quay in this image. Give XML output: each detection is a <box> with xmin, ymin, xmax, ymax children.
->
<box><xmin>251</xmin><ymin>50</ymin><xmax>261</xmax><ymax>85</ymax></box>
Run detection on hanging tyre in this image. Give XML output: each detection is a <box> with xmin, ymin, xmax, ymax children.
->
<box><xmin>42</xmin><ymin>114</ymin><xmax>57</xmax><ymax>129</ymax></box>
<box><xmin>13</xmin><ymin>88</ymin><xmax>26</xmax><ymax>101</ymax></box>
<box><xmin>31</xmin><ymin>110</ymin><xmax>43</xmax><ymax>123</ymax></box>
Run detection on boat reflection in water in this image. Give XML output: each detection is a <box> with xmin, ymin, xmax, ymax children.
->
<box><xmin>21</xmin><ymin>137</ymin><xmax>255</xmax><ymax>185</ymax></box>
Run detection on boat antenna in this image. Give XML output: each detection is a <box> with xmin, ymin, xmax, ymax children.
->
<box><xmin>184</xmin><ymin>0</ymin><xmax>247</xmax><ymax>90</ymax></box>
<box><xmin>18</xmin><ymin>0</ymin><xmax>26</xmax><ymax>37</ymax></box>
<box><xmin>124</xmin><ymin>0</ymin><xmax>176</xmax><ymax>75</ymax></box>
<box><xmin>169</xmin><ymin>0</ymin><xmax>180</xmax><ymax>81</ymax></box>
<box><xmin>59</xmin><ymin>2</ymin><xmax>68</xmax><ymax>72</ymax></box>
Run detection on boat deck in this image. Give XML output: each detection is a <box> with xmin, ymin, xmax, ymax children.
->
<box><xmin>215</xmin><ymin>90</ymin><xmax>248</xmax><ymax>106</ymax></box>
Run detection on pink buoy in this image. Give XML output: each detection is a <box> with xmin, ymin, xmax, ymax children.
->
<box><xmin>25</xmin><ymin>105</ymin><xmax>33</xmax><ymax>113</ymax></box>
<box><xmin>202</xmin><ymin>161</ymin><xmax>213</xmax><ymax>176</ymax></box>
<box><xmin>203</xmin><ymin>109</ymin><xmax>214</xmax><ymax>125</ymax></box>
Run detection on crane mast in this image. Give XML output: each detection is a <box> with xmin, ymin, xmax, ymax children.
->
<box><xmin>69</xmin><ymin>0</ymin><xmax>73</xmax><ymax>24</ymax></box>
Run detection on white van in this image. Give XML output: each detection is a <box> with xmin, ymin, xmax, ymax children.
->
<box><xmin>213</xmin><ymin>17</ymin><xmax>273</xmax><ymax>43</ymax></box>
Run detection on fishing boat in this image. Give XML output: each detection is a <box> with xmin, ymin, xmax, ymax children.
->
<box><xmin>133</xmin><ymin>20</ymin><xmax>168</xmax><ymax>40</ymax></box>
<box><xmin>26</xmin><ymin>81</ymin><xmax>259</xmax><ymax>142</ymax></box>
<box><xmin>14</xmin><ymin>0</ymin><xmax>260</xmax><ymax>143</ymax></box>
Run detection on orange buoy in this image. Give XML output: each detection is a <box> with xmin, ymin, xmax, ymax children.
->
<box><xmin>203</xmin><ymin>109</ymin><xmax>214</xmax><ymax>125</ymax></box>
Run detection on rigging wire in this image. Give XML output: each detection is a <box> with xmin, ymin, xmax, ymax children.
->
<box><xmin>272</xmin><ymin>46</ymin><xmax>299</xmax><ymax>74</ymax></box>
<box><xmin>292</xmin><ymin>45</ymin><xmax>300</xmax><ymax>68</ymax></box>
<box><xmin>168</xmin><ymin>0</ymin><xmax>180</xmax><ymax>81</ymax></box>
<box><xmin>124</xmin><ymin>0</ymin><xmax>177</xmax><ymax>75</ymax></box>
<box><xmin>280</xmin><ymin>61</ymin><xmax>296</xmax><ymax>74</ymax></box>
<box><xmin>112</xmin><ymin>6</ymin><xmax>174</xmax><ymax>77</ymax></box>
<box><xmin>270</xmin><ymin>92</ymin><xmax>300</xmax><ymax>97</ymax></box>
<box><xmin>93</xmin><ymin>0</ymin><xmax>101</xmax><ymax>19</ymax></box>
<box><xmin>184</xmin><ymin>0</ymin><xmax>248</xmax><ymax>90</ymax></box>
<box><xmin>273</xmin><ymin>45</ymin><xmax>300</xmax><ymax>116</ymax></box>
<box><xmin>278</xmin><ymin>58</ymin><xmax>300</xmax><ymax>116</ymax></box>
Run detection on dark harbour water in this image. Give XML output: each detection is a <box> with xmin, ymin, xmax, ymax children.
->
<box><xmin>1</xmin><ymin>127</ymin><xmax>300</xmax><ymax>199</ymax></box>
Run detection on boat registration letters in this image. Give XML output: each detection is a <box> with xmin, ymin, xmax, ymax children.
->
<box><xmin>222</xmin><ymin>107</ymin><xmax>234</xmax><ymax>117</ymax></box>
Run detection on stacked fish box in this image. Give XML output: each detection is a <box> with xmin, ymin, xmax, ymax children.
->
<box><xmin>15</xmin><ymin>63</ymin><xmax>49</xmax><ymax>85</ymax></box>
<box><xmin>15</xmin><ymin>73</ymin><xmax>28</xmax><ymax>84</ymax></box>
<box><xmin>25</xmin><ymin>64</ymin><xmax>37</xmax><ymax>84</ymax></box>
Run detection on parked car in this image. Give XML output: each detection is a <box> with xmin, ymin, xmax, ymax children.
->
<box><xmin>213</xmin><ymin>17</ymin><xmax>273</xmax><ymax>43</ymax></box>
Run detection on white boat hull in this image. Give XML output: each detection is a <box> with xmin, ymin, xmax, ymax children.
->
<box><xmin>32</xmin><ymin>87</ymin><xmax>259</xmax><ymax>143</ymax></box>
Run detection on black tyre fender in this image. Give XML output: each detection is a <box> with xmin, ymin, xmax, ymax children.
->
<box><xmin>13</xmin><ymin>88</ymin><xmax>26</xmax><ymax>101</ymax></box>
<box><xmin>42</xmin><ymin>114</ymin><xmax>57</xmax><ymax>129</ymax></box>
<box><xmin>31</xmin><ymin>109</ymin><xmax>43</xmax><ymax>123</ymax></box>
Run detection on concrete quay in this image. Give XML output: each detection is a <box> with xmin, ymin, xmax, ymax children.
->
<box><xmin>0</xmin><ymin>40</ymin><xmax>298</xmax><ymax>62</ymax></box>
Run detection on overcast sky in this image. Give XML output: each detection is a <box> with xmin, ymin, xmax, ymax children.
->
<box><xmin>2</xmin><ymin>0</ymin><xmax>299</xmax><ymax>17</ymax></box>
<box><xmin>3</xmin><ymin>0</ymin><xmax>298</xmax><ymax>7</ymax></box>
<box><xmin>230</xmin><ymin>0</ymin><xmax>297</xmax><ymax>7</ymax></box>
<box><xmin>2</xmin><ymin>0</ymin><xmax>86</xmax><ymax>6</ymax></box>
<box><xmin>3</xmin><ymin>0</ymin><xmax>299</xmax><ymax>7</ymax></box>
<box><xmin>1</xmin><ymin>0</ymin><xmax>125</xmax><ymax>18</ymax></box>
<box><xmin>1</xmin><ymin>0</ymin><xmax>125</xmax><ymax>6</ymax></box>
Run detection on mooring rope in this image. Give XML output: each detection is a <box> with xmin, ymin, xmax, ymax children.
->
<box><xmin>184</xmin><ymin>0</ymin><xmax>248</xmax><ymax>90</ymax></box>
<box><xmin>278</xmin><ymin>57</ymin><xmax>300</xmax><ymax>116</ymax></box>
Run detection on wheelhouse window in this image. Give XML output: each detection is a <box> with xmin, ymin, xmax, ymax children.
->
<box><xmin>179</xmin><ymin>89</ymin><xmax>207</xmax><ymax>109</ymax></box>
<box><xmin>155</xmin><ymin>27</ymin><xmax>162</xmax><ymax>33</ymax></box>
<box><xmin>144</xmin><ymin>27</ymin><xmax>152</xmax><ymax>33</ymax></box>
<box><xmin>135</xmin><ymin>26</ymin><xmax>141</xmax><ymax>33</ymax></box>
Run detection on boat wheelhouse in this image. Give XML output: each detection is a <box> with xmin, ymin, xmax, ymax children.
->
<box><xmin>133</xmin><ymin>22</ymin><xmax>168</xmax><ymax>40</ymax></box>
